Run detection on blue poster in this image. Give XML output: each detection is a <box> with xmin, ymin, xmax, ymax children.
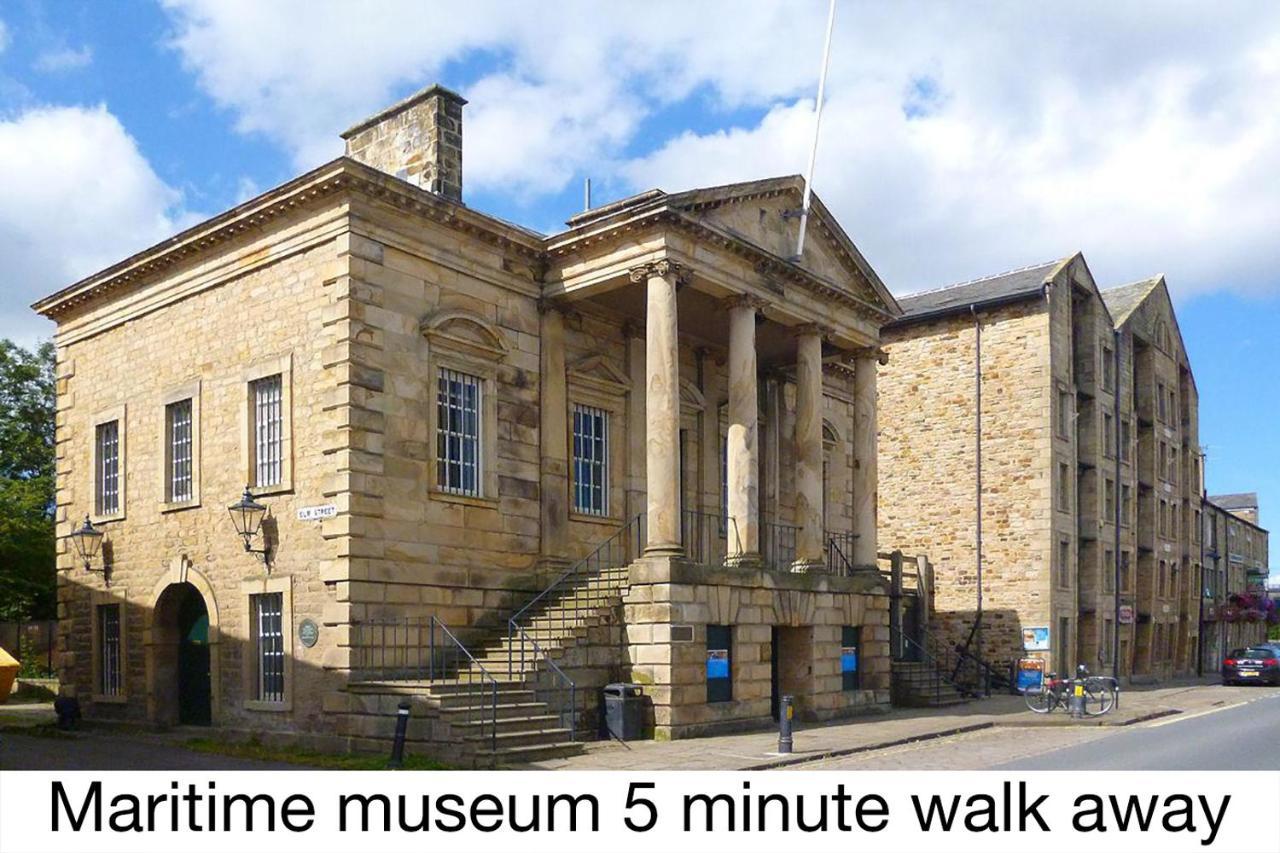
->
<box><xmin>1015</xmin><ymin>659</ymin><xmax>1045</xmax><ymax>693</ymax></box>
<box><xmin>840</xmin><ymin>647</ymin><xmax>858</xmax><ymax>673</ymax></box>
<box><xmin>706</xmin><ymin>649</ymin><xmax>729</xmax><ymax>679</ymax></box>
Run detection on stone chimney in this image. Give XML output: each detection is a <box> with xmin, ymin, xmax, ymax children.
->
<box><xmin>341</xmin><ymin>84</ymin><xmax>466</xmax><ymax>202</ymax></box>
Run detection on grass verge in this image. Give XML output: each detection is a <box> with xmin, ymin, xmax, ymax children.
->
<box><xmin>183</xmin><ymin>737</ymin><xmax>450</xmax><ymax>770</ymax></box>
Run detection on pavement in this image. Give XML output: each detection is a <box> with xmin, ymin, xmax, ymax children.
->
<box><xmin>527</xmin><ymin>677</ymin><xmax>1274</xmax><ymax>770</ymax></box>
<box><xmin>1</xmin><ymin>678</ymin><xmax>1271</xmax><ymax>771</ymax></box>
<box><xmin>0</xmin><ymin>700</ymin><xmax>302</xmax><ymax>770</ymax></box>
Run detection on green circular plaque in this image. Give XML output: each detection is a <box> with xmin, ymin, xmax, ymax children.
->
<box><xmin>298</xmin><ymin>618</ymin><xmax>320</xmax><ymax>648</ymax></box>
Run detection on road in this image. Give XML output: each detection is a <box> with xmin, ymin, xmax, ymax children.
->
<box><xmin>792</xmin><ymin>688</ymin><xmax>1280</xmax><ymax>771</ymax></box>
<box><xmin>997</xmin><ymin>690</ymin><xmax>1280</xmax><ymax>770</ymax></box>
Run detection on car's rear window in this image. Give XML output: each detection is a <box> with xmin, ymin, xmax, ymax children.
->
<box><xmin>1242</xmin><ymin>648</ymin><xmax>1274</xmax><ymax>658</ymax></box>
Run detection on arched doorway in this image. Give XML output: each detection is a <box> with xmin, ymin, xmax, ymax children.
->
<box><xmin>153</xmin><ymin>582</ymin><xmax>212</xmax><ymax>726</ymax></box>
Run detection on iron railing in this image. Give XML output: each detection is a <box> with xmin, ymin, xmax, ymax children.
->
<box><xmin>761</xmin><ymin>521</ymin><xmax>799</xmax><ymax>571</ymax></box>
<box><xmin>825</xmin><ymin>531</ymin><xmax>860</xmax><ymax>576</ymax></box>
<box><xmin>506</xmin><ymin>513</ymin><xmax>646</xmax><ymax>736</ymax></box>
<box><xmin>683</xmin><ymin>508</ymin><xmax>740</xmax><ymax>566</ymax></box>
<box><xmin>350</xmin><ymin>615</ymin><xmax>498</xmax><ymax>752</ymax></box>
<box><xmin>888</xmin><ymin>618</ymin><xmax>1010</xmax><ymax>705</ymax></box>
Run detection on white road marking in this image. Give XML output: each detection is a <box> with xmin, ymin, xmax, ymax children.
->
<box><xmin>1144</xmin><ymin>691</ymin><xmax>1280</xmax><ymax>728</ymax></box>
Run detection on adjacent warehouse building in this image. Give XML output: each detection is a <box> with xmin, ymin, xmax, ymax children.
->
<box><xmin>878</xmin><ymin>252</ymin><xmax>1264</xmax><ymax>681</ymax></box>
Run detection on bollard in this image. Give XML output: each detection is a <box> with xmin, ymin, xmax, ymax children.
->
<box><xmin>388</xmin><ymin>699</ymin><xmax>411</xmax><ymax>768</ymax></box>
<box><xmin>778</xmin><ymin>695</ymin><xmax>794</xmax><ymax>754</ymax></box>
<box><xmin>1068</xmin><ymin>680</ymin><xmax>1085</xmax><ymax>719</ymax></box>
<box><xmin>1068</xmin><ymin>665</ymin><xmax>1086</xmax><ymax>720</ymax></box>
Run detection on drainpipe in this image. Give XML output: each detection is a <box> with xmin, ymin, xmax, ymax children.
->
<box><xmin>1197</xmin><ymin>476</ymin><xmax>1206</xmax><ymax>677</ymax></box>
<box><xmin>972</xmin><ymin>305</ymin><xmax>984</xmax><ymax>689</ymax></box>
<box><xmin>1113</xmin><ymin>329</ymin><xmax>1122</xmax><ymax>679</ymax></box>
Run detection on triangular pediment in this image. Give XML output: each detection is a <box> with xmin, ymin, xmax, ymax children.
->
<box><xmin>666</xmin><ymin>177</ymin><xmax>900</xmax><ymax>316</ymax></box>
<box><xmin>567</xmin><ymin>354</ymin><xmax>629</xmax><ymax>396</ymax></box>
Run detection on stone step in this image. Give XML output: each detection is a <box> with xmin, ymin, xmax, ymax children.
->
<box><xmin>442</xmin><ymin>701</ymin><xmax>560</xmax><ymax>721</ymax></box>
<box><xmin>465</xmin><ymin>726</ymin><xmax>576</xmax><ymax>750</ymax></box>
<box><xmin>450</xmin><ymin>713</ymin><xmax>564</xmax><ymax>734</ymax></box>
<box><xmin>486</xmin><ymin>740</ymin><xmax>586</xmax><ymax>765</ymax></box>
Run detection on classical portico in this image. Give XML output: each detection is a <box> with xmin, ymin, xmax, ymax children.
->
<box><xmin>538</xmin><ymin>177</ymin><xmax>900</xmax><ymax>580</ymax></box>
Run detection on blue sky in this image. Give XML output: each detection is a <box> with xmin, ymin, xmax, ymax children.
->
<box><xmin>1</xmin><ymin>1</ymin><xmax>1277</xmax><ymax>573</ymax></box>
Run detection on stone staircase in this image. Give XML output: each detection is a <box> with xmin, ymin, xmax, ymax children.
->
<box><xmin>343</xmin><ymin>566</ymin><xmax>632</xmax><ymax>767</ymax></box>
<box><xmin>890</xmin><ymin>659</ymin><xmax>973</xmax><ymax>707</ymax></box>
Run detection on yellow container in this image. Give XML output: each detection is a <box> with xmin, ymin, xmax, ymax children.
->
<box><xmin>0</xmin><ymin>645</ymin><xmax>19</xmax><ymax>704</ymax></box>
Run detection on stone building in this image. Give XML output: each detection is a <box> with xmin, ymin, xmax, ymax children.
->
<box><xmin>34</xmin><ymin>84</ymin><xmax>901</xmax><ymax>762</ymax></box>
<box><xmin>878</xmin><ymin>253</ymin><xmax>1209</xmax><ymax>681</ymax></box>
<box><xmin>1200</xmin><ymin>494</ymin><xmax>1271</xmax><ymax>669</ymax></box>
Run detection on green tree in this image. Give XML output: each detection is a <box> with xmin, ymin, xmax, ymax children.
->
<box><xmin>0</xmin><ymin>339</ymin><xmax>56</xmax><ymax>621</ymax></box>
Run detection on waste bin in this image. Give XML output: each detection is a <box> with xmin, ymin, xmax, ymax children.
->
<box><xmin>601</xmin><ymin>682</ymin><xmax>647</xmax><ymax>741</ymax></box>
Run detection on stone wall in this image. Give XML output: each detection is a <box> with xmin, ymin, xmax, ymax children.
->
<box><xmin>879</xmin><ymin>299</ymin><xmax>1054</xmax><ymax>668</ymax></box>
<box><xmin>54</xmin><ymin>204</ymin><xmax>350</xmax><ymax>734</ymax></box>
<box><xmin>620</xmin><ymin>557</ymin><xmax>890</xmax><ymax>739</ymax></box>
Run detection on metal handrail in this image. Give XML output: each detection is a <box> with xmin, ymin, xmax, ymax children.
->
<box><xmin>508</xmin><ymin>621</ymin><xmax>578</xmax><ymax>739</ymax></box>
<box><xmin>350</xmin><ymin>616</ymin><xmax>499</xmax><ymax>752</ymax></box>
<box><xmin>506</xmin><ymin>513</ymin><xmax>645</xmax><ymax>739</ymax></box>
<box><xmin>889</xmin><ymin>619</ymin><xmax>1009</xmax><ymax>703</ymax></box>
<box><xmin>428</xmin><ymin>616</ymin><xmax>500</xmax><ymax>753</ymax></box>
<box><xmin>509</xmin><ymin>513</ymin><xmax>644</xmax><ymax>655</ymax></box>
<box><xmin>825</xmin><ymin>531</ymin><xmax>860</xmax><ymax>576</ymax></box>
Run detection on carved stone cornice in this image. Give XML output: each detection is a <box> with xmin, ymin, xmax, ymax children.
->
<box><xmin>628</xmin><ymin>259</ymin><xmax>689</xmax><ymax>285</ymax></box>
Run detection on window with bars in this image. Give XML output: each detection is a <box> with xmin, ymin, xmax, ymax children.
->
<box><xmin>166</xmin><ymin>399</ymin><xmax>193</xmax><ymax>502</ymax></box>
<box><xmin>250</xmin><ymin>375</ymin><xmax>283</xmax><ymax>488</ymax></box>
<box><xmin>95</xmin><ymin>420</ymin><xmax>120</xmax><ymax>516</ymax></box>
<box><xmin>252</xmin><ymin>592</ymin><xmax>285</xmax><ymax>703</ymax></box>
<box><xmin>571</xmin><ymin>403</ymin><xmax>609</xmax><ymax>515</ymax></box>
<box><xmin>436</xmin><ymin>368</ymin><xmax>482</xmax><ymax>496</ymax></box>
<box><xmin>98</xmin><ymin>604</ymin><xmax>122</xmax><ymax>696</ymax></box>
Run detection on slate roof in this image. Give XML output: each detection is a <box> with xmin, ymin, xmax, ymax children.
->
<box><xmin>1100</xmin><ymin>276</ymin><xmax>1162</xmax><ymax>326</ymax></box>
<box><xmin>890</xmin><ymin>257</ymin><xmax>1069</xmax><ymax>325</ymax></box>
<box><xmin>1208</xmin><ymin>493</ymin><xmax>1258</xmax><ymax>511</ymax></box>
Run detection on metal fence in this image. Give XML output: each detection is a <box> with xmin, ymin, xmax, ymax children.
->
<box><xmin>0</xmin><ymin>621</ymin><xmax>57</xmax><ymax>676</ymax></box>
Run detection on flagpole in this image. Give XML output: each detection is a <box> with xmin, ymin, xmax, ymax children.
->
<box><xmin>794</xmin><ymin>0</ymin><xmax>837</xmax><ymax>260</ymax></box>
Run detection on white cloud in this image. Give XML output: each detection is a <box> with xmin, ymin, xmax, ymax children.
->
<box><xmin>158</xmin><ymin>2</ymin><xmax>1280</xmax><ymax>299</ymax></box>
<box><xmin>0</xmin><ymin>106</ymin><xmax>192</xmax><ymax>344</ymax></box>
<box><xmin>33</xmin><ymin>45</ymin><xmax>94</xmax><ymax>73</ymax></box>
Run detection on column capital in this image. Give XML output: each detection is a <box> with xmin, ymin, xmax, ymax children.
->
<box><xmin>721</xmin><ymin>292</ymin><xmax>771</xmax><ymax>313</ymax></box>
<box><xmin>793</xmin><ymin>322</ymin><xmax>835</xmax><ymax>342</ymax></box>
<box><xmin>628</xmin><ymin>259</ymin><xmax>688</xmax><ymax>285</ymax></box>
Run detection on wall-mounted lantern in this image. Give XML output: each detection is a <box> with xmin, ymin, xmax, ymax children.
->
<box><xmin>228</xmin><ymin>486</ymin><xmax>272</xmax><ymax>567</ymax></box>
<box><xmin>68</xmin><ymin>514</ymin><xmax>108</xmax><ymax>583</ymax></box>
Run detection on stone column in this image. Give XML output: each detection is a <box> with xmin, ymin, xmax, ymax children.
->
<box><xmin>632</xmin><ymin>260</ymin><xmax>685</xmax><ymax>556</ymax></box>
<box><xmin>538</xmin><ymin>303</ymin><xmax>569</xmax><ymax>573</ymax></box>
<box><xmin>725</xmin><ymin>295</ymin><xmax>764</xmax><ymax>565</ymax></box>
<box><xmin>793</xmin><ymin>325</ymin><xmax>826</xmax><ymax>571</ymax></box>
<box><xmin>852</xmin><ymin>351</ymin><xmax>880</xmax><ymax>569</ymax></box>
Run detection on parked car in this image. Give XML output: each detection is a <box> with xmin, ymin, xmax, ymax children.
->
<box><xmin>1222</xmin><ymin>647</ymin><xmax>1280</xmax><ymax>686</ymax></box>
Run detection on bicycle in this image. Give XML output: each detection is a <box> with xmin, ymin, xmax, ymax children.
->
<box><xmin>1023</xmin><ymin>664</ymin><xmax>1117</xmax><ymax>716</ymax></box>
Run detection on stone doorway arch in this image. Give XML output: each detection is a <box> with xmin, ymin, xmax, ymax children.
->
<box><xmin>145</xmin><ymin>559</ymin><xmax>221</xmax><ymax>726</ymax></box>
